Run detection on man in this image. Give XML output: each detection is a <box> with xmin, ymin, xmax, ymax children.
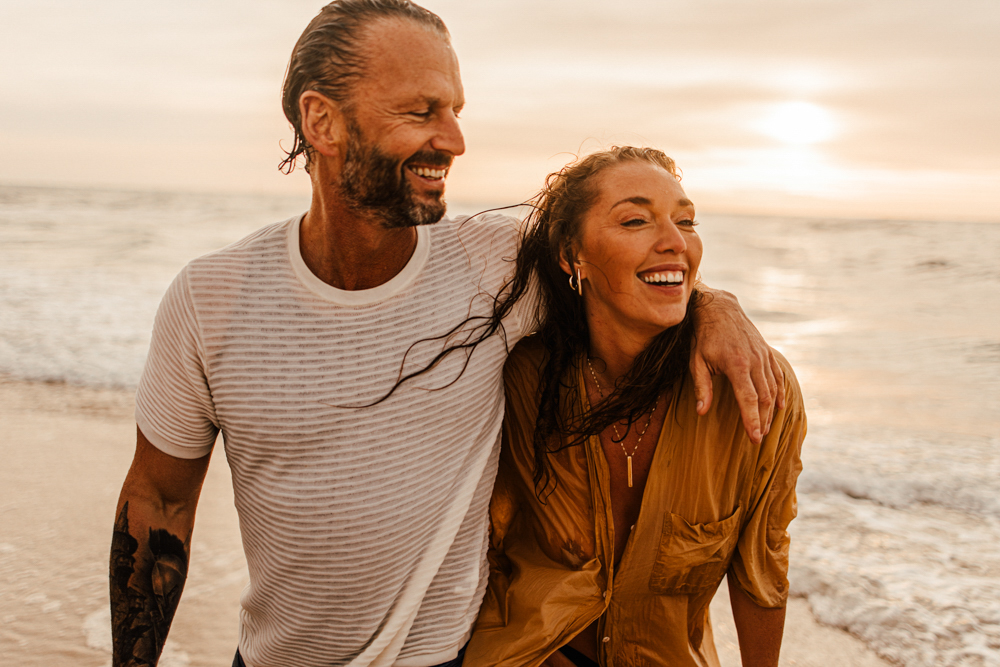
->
<box><xmin>110</xmin><ymin>2</ymin><xmax>784</xmax><ymax>666</ymax></box>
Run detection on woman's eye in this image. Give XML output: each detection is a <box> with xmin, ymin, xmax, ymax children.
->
<box><xmin>677</xmin><ymin>219</ymin><xmax>699</xmax><ymax>227</ymax></box>
<box><xmin>622</xmin><ymin>218</ymin><xmax>647</xmax><ymax>228</ymax></box>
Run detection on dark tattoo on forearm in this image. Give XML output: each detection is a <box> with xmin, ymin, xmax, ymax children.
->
<box><xmin>110</xmin><ymin>502</ymin><xmax>189</xmax><ymax>666</ymax></box>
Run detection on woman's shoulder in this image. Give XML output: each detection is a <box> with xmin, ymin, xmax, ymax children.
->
<box><xmin>689</xmin><ymin>348</ymin><xmax>805</xmax><ymax>443</ymax></box>
<box><xmin>770</xmin><ymin>349</ymin><xmax>805</xmax><ymax>414</ymax></box>
<box><xmin>704</xmin><ymin>348</ymin><xmax>802</xmax><ymax>410</ymax></box>
<box><xmin>503</xmin><ymin>335</ymin><xmax>547</xmax><ymax>389</ymax></box>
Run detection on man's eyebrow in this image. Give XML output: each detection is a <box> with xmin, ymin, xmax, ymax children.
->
<box><xmin>403</xmin><ymin>96</ymin><xmax>464</xmax><ymax>113</ymax></box>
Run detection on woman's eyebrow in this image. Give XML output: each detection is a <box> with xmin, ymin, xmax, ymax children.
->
<box><xmin>608</xmin><ymin>196</ymin><xmax>695</xmax><ymax>211</ymax></box>
<box><xmin>609</xmin><ymin>196</ymin><xmax>652</xmax><ymax>211</ymax></box>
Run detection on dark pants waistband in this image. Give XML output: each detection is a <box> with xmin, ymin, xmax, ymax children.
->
<box><xmin>559</xmin><ymin>645</ymin><xmax>600</xmax><ymax>667</ymax></box>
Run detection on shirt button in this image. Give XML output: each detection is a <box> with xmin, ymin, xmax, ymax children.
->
<box><xmin>602</xmin><ymin>591</ymin><xmax>608</xmax><ymax>598</ymax></box>
<box><xmin>603</xmin><ymin>636</ymin><xmax>611</xmax><ymax>643</ymax></box>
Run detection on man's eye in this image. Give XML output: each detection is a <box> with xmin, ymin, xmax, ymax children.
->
<box><xmin>408</xmin><ymin>110</ymin><xmax>432</xmax><ymax>119</ymax></box>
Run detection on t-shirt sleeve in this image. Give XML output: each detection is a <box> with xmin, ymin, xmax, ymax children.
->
<box><xmin>507</xmin><ymin>271</ymin><xmax>542</xmax><ymax>338</ymax></box>
<box><xmin>728</xmin><ymin>355</ymin><xmax>806</xmax><ymax>608</ymax></box>
<box><xmin>134</xmin><ymin>267</ymin><xmax>219</xmax><ymax>459</ymax></box>
<box><xmin>455</xmin><ymin>211</ymin><xmax>541</xmax><ymax>339</ymax></box>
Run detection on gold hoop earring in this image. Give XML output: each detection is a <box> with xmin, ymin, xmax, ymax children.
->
<box><xmin>568</xmin><ymin>269</ymin><xmax>583</xmax><ymax>296</ymax></box>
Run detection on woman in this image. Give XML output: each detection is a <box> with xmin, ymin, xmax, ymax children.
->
<box><xmin>462</xmin><ymin>147</ymin><xmax>805</xmax><ymax>667</ymax></box>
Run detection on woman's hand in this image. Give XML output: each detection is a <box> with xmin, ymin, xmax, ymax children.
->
<box><xmin>691</xmin><ymin>286</ymin><xmax>785</xmax><ymax>444</ymax></box>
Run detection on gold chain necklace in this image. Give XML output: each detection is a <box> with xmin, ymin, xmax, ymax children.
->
<box><xmin>586</xmin><ymin>357</ymin><xmax>658</xmax><ymax>488</ymax></box>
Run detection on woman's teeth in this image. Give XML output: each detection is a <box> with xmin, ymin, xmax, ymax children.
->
<box><xmin>641</xmin><ymin>271</ymin><xmax>684</xmax><ymax>285</ymax></box>
<box><xmin>408</xmin><ymin>166</ymin><xmax>447</xmax><ymax>179</ymax></box>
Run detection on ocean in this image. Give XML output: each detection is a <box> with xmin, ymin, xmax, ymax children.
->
<box><xmin>1</xmin><ymin>183</ymin><xmax>998</xmax><ymax>666</ymax></box>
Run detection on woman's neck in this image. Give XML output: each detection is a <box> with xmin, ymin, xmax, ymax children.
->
<box><xmin>585</xmin><ymin>308</ymin><xmax>656</xmax><ymax>385</ymax></box>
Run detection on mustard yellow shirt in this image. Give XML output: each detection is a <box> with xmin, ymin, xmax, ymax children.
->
<box><xmin>465</xmin><ymin>337</ymin><xmax>806</xmax><ymax>667</ymax></box>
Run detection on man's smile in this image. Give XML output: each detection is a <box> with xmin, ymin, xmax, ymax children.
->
<box><xmin>406</xmin><ymin>165</ymin><xmax>448</xmax><ymax>182</ymax></box>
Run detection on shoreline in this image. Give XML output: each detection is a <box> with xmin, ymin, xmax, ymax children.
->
<box><xmin>0</xmin><ymin>377</ymin><xmax>894</xmax><ymax>666</ymax></box>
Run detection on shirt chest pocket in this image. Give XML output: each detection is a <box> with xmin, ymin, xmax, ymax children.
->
<box><xmin>648</xmin><ymin>507</ymin><xmax>742</xmax><ymax>596</ymax></box>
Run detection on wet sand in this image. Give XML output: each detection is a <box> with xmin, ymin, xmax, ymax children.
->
<box><xmin>0</xmin><ymin>378</ymin><xmax>894</xmax><ymax>666</ymax></box>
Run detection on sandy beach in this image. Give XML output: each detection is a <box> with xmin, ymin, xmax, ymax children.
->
<box><xmin>0</xmin><ymin>377</ymin><xmax>895</xmax><ymax>667</ymax></box>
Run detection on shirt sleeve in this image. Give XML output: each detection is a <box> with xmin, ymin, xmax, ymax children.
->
<box><xmin>728</xmin><ymin>355</ymin><xmax>806</xmax><ymax>608</ymax></box>
<box><xmin>507</xmin><ymin>271</ymin><xmax>542</xmax><ymax>338</ymax></box>
<box><xmin>455</xmin><ymin>211</ymin><xmax>541</xmax><ymax>340</ymax></box>
<box><xmin>134</xmin><ymin>267</ymin><xmax>220</xmax><ymax>459</ymax></box>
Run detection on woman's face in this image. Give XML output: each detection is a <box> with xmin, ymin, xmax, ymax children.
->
<box><xmin>564</xmin><ymin>160</ymin><xmax>703</xmax><ymax>342</ymax></box>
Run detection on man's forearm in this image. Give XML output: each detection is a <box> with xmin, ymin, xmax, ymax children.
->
<box><xmin>689</xmin><ymin>283</ymin><xmax>784</xmax><ymax>442</ymax></box>
<box><xmin>110</xmin><ymin>499</ymin><xmax>191</xmax><ymax>667</ymax></box>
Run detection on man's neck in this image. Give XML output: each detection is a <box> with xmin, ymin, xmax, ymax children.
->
<box><xmin>299</xmin><ymin>190</ymin><xmax>419</xmax><ymax>291</ymax></box>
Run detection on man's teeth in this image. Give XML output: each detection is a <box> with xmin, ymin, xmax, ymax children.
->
<box><xmin>641</xmin><ymin>271</ymin><xmax>684</xmax><ymax>284</ymax></box>
<box><xmin>409</xmin><ymin>166</ymin><xmax>447</xmax><ymax>179</ymax></box>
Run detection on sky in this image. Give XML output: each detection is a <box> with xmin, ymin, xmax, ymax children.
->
<box><xmin>1</xmin><ymin>0</ymin><xmax>997</xmax><ymax>221</ymax></box>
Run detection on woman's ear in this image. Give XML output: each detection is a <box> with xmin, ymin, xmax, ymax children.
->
<box><xmin>299</xmin><ymin>91</ymin><xmax>348</xmax><ymax>161</ymax></box>
<box><xmin>559</xmin><ymin>242</ymin><xmax>583</xmax><ymax>276</ymax></box>
<box><xmin>558</xmin><ymin>249</ymin><xmax>574</xmax><ymax>277</ymax></box>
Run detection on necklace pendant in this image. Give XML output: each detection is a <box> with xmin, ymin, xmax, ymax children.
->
<box><xmin>627</xmin><ymin>455</ymin><xmax>633</xmax><ymax>487</ymax></box>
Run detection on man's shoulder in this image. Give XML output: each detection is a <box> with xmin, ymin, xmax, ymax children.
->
<box><xmin>169</xmin><ymin>215</ymin><xmax>298</xmax><ymax>304</ymax></box>
<box><xmin>440</xmin><ymin>210</ymin><xmax>520</xmax><ymax>249</ymax></box>
<box><xmin>187</xmin><ymin>216</ymin><xmax>296</xmax><ymax>271</ymax></box>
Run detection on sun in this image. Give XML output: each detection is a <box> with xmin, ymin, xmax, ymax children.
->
<box><xmin>755</xmin><ymin>101</ymin><xmax>837</xmax><ymax>145</ymax></box>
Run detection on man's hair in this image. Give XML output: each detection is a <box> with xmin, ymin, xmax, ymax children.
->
<box><xmin>279</xmin><ymin>0</ymin><xmax>449</xmax><ymax>174</ymax></box>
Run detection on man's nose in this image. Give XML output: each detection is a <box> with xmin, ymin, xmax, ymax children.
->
<box><xmin>432</xmin><ymin>111</ymin><xmax>465</xmax><ymax>157</ymax></box>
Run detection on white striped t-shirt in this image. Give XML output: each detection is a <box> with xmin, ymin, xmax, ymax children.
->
<box><xmin>135</xmin><ymin>212</ymin><xmax>530</xmax><ymax>667</ymax></box>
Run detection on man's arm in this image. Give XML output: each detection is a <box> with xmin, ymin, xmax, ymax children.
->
<box><xmin>691</xmin><ymin>286</ymin><xmax>786</xmax><ymax>444</ymax></box>
<box><xmin>111</xmin><ymin>427</ymin><xmax>210</xmax><ymax>667</ymax></box>
<box><xmin>728</xmin><ymin>574</ymin><xmax>786</xmax><ymax>667</ymax></box>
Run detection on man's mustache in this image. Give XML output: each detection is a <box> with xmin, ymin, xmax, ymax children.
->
<box><xmin>404</xmin><ymin>151</ymin><xmax>454</xmax><ymax>170</ymax></box>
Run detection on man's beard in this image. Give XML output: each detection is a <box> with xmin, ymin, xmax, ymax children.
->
<box><xmin>338</xmin><ymin>121</ymin><xmax>452</xmax><ymax>228</ymax></box>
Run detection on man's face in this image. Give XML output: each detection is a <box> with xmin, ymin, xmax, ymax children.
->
<box><xmin>338</xmin><ymin>116</ymin><xmax>453</xmax><ymax>228</ymax></box>
<box><xmin>336</xmin><ymin>19</ymin><xmax>466</xmax><ymax>228</ymax></box>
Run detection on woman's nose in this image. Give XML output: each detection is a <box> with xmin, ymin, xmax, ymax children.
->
<box><xmin>655</xmin><ymin>221</ymin><xmax>687</xmax><ymax>254</ymax></box>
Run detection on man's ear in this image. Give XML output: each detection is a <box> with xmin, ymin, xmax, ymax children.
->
<box><xmin>299</xmin><ymin>91</ymin><xmax>347</xmax><ymax>160</ymax></box>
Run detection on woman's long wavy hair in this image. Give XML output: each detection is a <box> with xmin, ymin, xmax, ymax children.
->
<box><xmin>382</xmin><ymin>146</ymin><xmax>701</xmax><ymax>494</ymax></box>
